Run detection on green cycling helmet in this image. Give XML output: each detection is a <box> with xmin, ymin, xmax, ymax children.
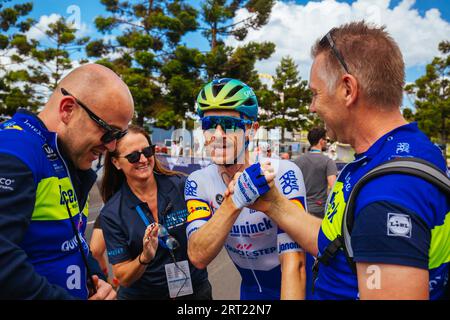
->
<box><xmin>196</xmin><ymin>78</ymin><xmax>258</xmax><ymax>121</ymax></box>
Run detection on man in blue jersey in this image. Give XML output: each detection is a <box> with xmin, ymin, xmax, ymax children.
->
<box><xmin>228</xmin><ymin>21</ymin><xmax>449</xmax><ymax>299</ymax></box>
<box><xmin>0</xmin><ymin>64</ymin><xmax>134</xmax><ymax>299</ymax></box>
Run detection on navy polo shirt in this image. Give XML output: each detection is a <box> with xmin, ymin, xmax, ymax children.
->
<box><xmin>100</xmin><ymin>173</ymin><xmax>208</xmax><ymax>298</ymax></box>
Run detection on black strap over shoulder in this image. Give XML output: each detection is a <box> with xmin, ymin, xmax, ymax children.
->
<box><xmin>316</xmin><ymin>157</ymin><xmax>449</xmax><ymax>276</ymax></box>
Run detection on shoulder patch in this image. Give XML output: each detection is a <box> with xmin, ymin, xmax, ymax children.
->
<box><xmin>387</xmin><ymin>212</ymin><xmax>412</xmax><ymax>238</ymax></box>
<box><xmin>186</xmin><ymin>199</ymin><xmax>211</xmax><ymax>222</ymax></box>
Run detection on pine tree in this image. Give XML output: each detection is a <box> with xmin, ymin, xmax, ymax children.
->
<box><xmin>87</xmin><ymin>0</ymin><xmax>199</xmax><ymax>127</ymax></box>
<box><xmin>27</xmin><ymin>17</ymin><xmax>90</xmax><ymax>92</ymax></box>
<box><xmin>200</xmin><ymin>0</ymin><xmax>275</xmax><ymax>90</ymax></box>
<box><xmin>258</xmin><ymin>56</ymin><xmax>312</xmax><ymax>143</ymax></box>
<box><xmin>0</xmin><ymin>0</ymin><xmax>36</xmax><ymax>116</ymax></box>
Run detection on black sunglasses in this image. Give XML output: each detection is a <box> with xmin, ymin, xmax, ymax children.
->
<box><xmin>319</xmin><ymin>29</ymin><xmax>351</xmax><ymax>74</ymax></box>
<box><xmin>120</xmin><ymin>145</ymin><xmax>156</xmax><ymax>164</ymax></box>
<box><xmin>60</xmin><ymin>88</ymin><xmax>128</xmax><ymax>144</ymax></box>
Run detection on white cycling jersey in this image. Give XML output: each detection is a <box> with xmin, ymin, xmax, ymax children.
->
<box><xmin>184</xmin><ymin>158</ymin><xmax>307</xmax><ymax>298</ymax></box>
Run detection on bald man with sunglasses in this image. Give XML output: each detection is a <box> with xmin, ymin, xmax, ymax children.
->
<box><xmin>0</xmin><ymin>63</ymin><xmax>134</xmax><ymax>299</ymax></box>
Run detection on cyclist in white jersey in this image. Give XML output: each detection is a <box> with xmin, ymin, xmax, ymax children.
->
<box><xmin>185</xmin><ymin>78</ymin><xmax>307</xmax><ymax>300</ymax></box>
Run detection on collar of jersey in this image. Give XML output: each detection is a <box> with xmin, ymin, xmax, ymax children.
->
<box><xmin>121</xmin><ymin>174</ymin><xmax>176</xmax><ymax>209</ymax></box>
<box><xmin>14</xmin><ymin>108</ymin><xmax>55</xmax><ymax>144</ymax></box>
<box><xmin>356</xmin><ymin>122</ymin><xmax>419</xmax><ymax>160</ymax></box>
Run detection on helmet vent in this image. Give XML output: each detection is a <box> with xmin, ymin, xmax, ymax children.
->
<box><xmin>225</xmin><ymin>85</ymin><xmax>243</xmax><ymax>99</ymax></box>
<box><xmin>212</xmin><ymin>84</ymin><xmax>225</xmax><ymax>97</ymax></box>
<box><xmin>220</xmin><ymin>100</ymin><xmax>238</xmax><ymax>107</ymax></box>
<box><xmin>198</xmin><ymin>102</ymin><xmax>209</xmax><ymax>108</ymax></box>
<box><xmin>243</xmin><ymin>97</ymin><xmax>255</xmax><ymax>106</ymax></box>
<box><xmin>201</xmin><ymin>89</ymin><xmax>207</xmax><ymax>100</ymax></box>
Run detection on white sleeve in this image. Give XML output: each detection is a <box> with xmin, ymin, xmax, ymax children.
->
<box><xmin>275</xmin><ymin>160</ymin><xmax>307</xmax><ymax>254</ymax></box>
<box><xmin>184</xmin><ymin>170</ymin><xmax>213</xmax><ymax>239</ymax></box>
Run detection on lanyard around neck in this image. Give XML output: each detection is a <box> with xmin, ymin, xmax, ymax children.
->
<box><xmin>135</xmin><ymin>205</ymin><xmax>151</xmax><ymax>227</ymax></box>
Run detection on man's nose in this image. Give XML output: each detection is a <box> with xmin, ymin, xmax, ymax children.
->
<box><xmin>104</xmin><ymin>139</ymin><xmax>117</xmax><ymax>152</ymax></box>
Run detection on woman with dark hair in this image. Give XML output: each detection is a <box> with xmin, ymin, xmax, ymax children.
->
<box><xmin>99</xmin><ymin>125</ymin><xmax>211</xmax><ymax>300</ymax></box>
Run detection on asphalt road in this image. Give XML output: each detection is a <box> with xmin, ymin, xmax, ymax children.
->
<box><xmin>85</xmin><ymin>181</ymin><xmax>241</xmax><ymax>300</ymax></box>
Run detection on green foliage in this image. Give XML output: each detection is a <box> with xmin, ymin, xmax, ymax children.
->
<box><xmin>88</xmin><ymin>0</ymin><xmax>199</xmax><ymax>127</ymax></box>
<box><xmin>0</xmin><ymin>1</ymin><xmax>38</xmax><ymax>116</ymax></box>
<box><xmin>258</xmin><ymin>56</ymin><xmax>312</xmax><ymax>143</ymax></box>
<box><xmin>199</xmin><ymin>0</ymin><xmax>276</xmax><ymax>94</ymax></box>
<box><xmin>201</xmin><ymin>0</ymin><xmax>275</xmax><ymax>47</ymax></box>
<box><xmin>405</xmin><ymin>40</ymin><xmax>449</xmax><ymax>153</ymax></box>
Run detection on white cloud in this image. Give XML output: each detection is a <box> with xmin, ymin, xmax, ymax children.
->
<box><xmin>26</xmin><ymin>14</ymin><xmax>61</xmax><ymax>41</ymax></box>
<box><xmin>26</xmin><ymin>13</ymin><xmax>91</xmax><ymax>42</ymax></box>
<box><xmin>226</xmin><ymin>0</ymin><xmax>450</xmax><ymax>80</ymax></box>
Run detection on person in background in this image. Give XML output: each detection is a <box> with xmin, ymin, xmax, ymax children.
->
<box><xmin>89</xmin><ymin>215</ymin><xmax>109</xmax><ymax>281</ymax></box>
<box><xmin>294</xmin><ymin>127</ymin><xmax>337</xmax><ymax>219</ymax></box>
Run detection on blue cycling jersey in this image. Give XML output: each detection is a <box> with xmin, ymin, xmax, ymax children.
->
<box><xmin>0</xmin><ymin>110</ymin><xmax>96</xmax><ymax>299</ymax></box>
<box><xmin>315</xmin><ymin>123</ymin><xmax>449</xmax><ymax>300</ymax></box>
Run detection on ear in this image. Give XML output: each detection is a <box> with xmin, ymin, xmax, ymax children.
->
<box><xmin>341</xmin><ymin>74</ymin><xmax>358</xmax><ymax>107</ymax></box>
<box><xmin>111</xmin><ymin>157</ymin><xmax>121</xmax><ymax>171</ymax></box>
<box><xmin>59</xmin><ymin>96</ymin><xmax>77</xmax><ymax>125</ymax></box>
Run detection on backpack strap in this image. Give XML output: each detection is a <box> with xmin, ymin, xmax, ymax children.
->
<box><xmin>341</xmin><ymin>157</ymin><xmax>450</xmax><ymax>273</ymax></box>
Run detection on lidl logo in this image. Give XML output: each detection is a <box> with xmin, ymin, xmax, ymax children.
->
<box><xmin>187</xmin><ymin>199</ymin><xmax>211</xmax><ymax>222</ymax></box>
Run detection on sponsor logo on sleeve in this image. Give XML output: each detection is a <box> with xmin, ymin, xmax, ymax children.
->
<box><xmin>184</xmin><ymin>179</ymin><xmax>198</xmax><ymax>197</ymax></box>
<box><xmin>186</xmin><ymin>199</ymin><xmax>211</xmax><ymax>222</ymax></box>
<box><xmin>278</xmin><ymin>233</ymin><xmax>302</xmax><ymax>253</ymax></box>
<box><xmin>387</xmin><ymin>213</ymin><xmax>412</xmax><ymax>238</ymax></box>
<box><xmin>279</xmin><ymin>170</ymin><xmax>299</xmax><ymax>195</ymax></box>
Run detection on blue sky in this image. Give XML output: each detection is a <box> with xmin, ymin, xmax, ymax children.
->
<box><xmin>7</xmin><ymin>0</ymin><xmax>450</xmax><ymax>101</ymax></box>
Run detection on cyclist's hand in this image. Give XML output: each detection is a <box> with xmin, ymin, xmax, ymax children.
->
<box><xmin>88</xmin><ymin>275</ymin><xmax>117</xmax><ymax>300</ymax></box>
<box><xmin>225</xmin><ymin>161</ymin><xmax>275</xmax><ymax>197</ymax></box>
<box><xmin>248</xmin><ymin>183</ymin><xmax>283</xmax><ymax>213</ymax></box>
<box><xmin>228</xmin><ymin>162</ymin><xmax>276</xmax><ymax>209</ymax></box>
<box><xmin>141</xmin><ymin>223</ymin><xmax>159</xmax><ymax>263</ymax></box>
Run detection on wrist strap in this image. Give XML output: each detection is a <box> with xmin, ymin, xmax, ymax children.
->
<box><xmin>138</xmin><ymin>253</ymin><xmax>151</xmax><ymax>265</ymax></box>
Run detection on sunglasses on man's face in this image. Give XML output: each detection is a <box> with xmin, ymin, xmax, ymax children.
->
<box><xmin>202</xmin><ymin>116</ymin><xmax>252</xmax><ymax>132</ymax></box>
<box><xmin>60</xmin><ymin>88</ymin><xmax>128</xmax><ymax>144</ymax></box>
<box><xmin>120</xmin><ymin>145</ymin><xmax>156</xmax><ymax>164</ymax></box>
<box><xmin>319</xmin><ymin>29</ymin><xmax>351</xmax><ymax>74</ymax></box>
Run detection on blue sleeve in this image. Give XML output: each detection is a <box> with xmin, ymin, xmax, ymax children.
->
<box><xmin>0</xmin><ymin>153</ymin><xmax>75</xmax><ymax>299</ymax></box>
<box><xmin>352</xmin><ymin>200</ymin><xmax>430</xmax><ymax>269</ymax></box>
<box><xmin>100</xmin><ymin>209</ymin><xmax>131</xmax><ymax>265</ymax></box>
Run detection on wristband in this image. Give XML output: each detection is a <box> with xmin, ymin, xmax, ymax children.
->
<box><xmin>138</xmin><ymin>252</ymin><xmax>151</xmax><ymax>265</ymax></box>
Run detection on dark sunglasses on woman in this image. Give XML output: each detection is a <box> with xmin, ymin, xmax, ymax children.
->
<box><xmin>120</xmin><ymin>145</ymin><xmax>156</xmax><ymax>163</ymax></box>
